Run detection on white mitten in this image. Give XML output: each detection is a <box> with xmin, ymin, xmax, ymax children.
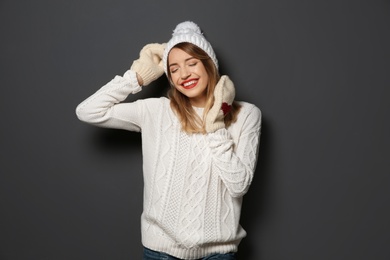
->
<box><xmin>205</xmin><ymin>75</ymin><xmax>235</xmax><ymax>133</ymax></box>
<box><xmin>130</xmin><ymin>43</ymin><xmax>166</xmax><ymax>86</ymax></box>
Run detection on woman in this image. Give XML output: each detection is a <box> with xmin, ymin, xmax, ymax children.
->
<box><xmin>76</xmin><ymin>21</ymin><xmax>261</xmax><ymax>260</ymax></box>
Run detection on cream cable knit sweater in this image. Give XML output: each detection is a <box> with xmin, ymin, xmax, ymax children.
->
<box><xmin>76</xmin><ymin>70</ymin><xmax>262</xmax><ymax>259</ymax></box>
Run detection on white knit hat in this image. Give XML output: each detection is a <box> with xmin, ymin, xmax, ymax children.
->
<box><xmin>163</xmin><ymin>21</ymin><xmax>218</xmax><ymax>74</ymax></box>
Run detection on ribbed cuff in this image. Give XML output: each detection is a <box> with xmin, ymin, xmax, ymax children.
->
<box><xmin>131</xmin><ymin>61</ymin><xmax>156</xmax><ymax>86</ymax></box>
<box><xmin>142</xmin><ymin>231</ymin><xmax>238</xmax><ymax>260</ymax></box>
<box><xmin>124</xmin><ymin>70</ymin><xmax>142</xmax><ymax>93</ymax></box>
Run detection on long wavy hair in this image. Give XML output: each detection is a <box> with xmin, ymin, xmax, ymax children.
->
<box><xmin>167</xmin><ymin>42</ymin><xmax>241</xmax><ymax>134</ymax></box>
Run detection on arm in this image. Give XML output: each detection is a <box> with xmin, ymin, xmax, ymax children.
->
<box><xmin>76</xmin><ymin>43</ymin><xmax>166</xmax><ymax>131</ymax></box>
<box><xmin>207</xmin><ymin>105</ymin><xmax>262</xmax><ymax>197</ymax></box>
<box><xmin>75</xmin><ymin>69</ymin><xmax>144</xmax><ymax>132</ymax></box>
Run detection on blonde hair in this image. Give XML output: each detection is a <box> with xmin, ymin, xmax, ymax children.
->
<box><xmin>167</xmin><ymin>42</ymin><xmax>241</xmax><ymax>134</ymax></box>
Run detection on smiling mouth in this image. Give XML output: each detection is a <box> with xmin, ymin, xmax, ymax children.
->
<box><xmin>182</xmin><ymin>79</ymin><xmax>198</xmax><ymax>89</ymax></box>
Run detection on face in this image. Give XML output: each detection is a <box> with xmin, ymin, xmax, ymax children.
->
<box><xmin>168</xmin><ymin>47</ymin><xmax>209</xmax><ymax>107</ymax></box>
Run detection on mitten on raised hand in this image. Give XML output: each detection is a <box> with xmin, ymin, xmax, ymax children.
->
<box><xmin>130</xmin><ymin>43</ymin><xmax>166</xmax><ymax>86</ymax></box>
<box><xmin>205</xmin><ymin>75</ymin><xmax>236</xmax><ymax>133</ymax></box>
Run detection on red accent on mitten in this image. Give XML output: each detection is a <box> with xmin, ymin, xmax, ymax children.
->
<box><xmin>221</xmin><ymin>102</ymin><xmax>232</xmax><ymax>116</ymax></box>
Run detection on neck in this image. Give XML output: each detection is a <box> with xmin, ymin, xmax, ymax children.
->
<box><xmin>189</xmin><ymin>96</ymin><xmax>206</xmax><ymax>108</ymax></box>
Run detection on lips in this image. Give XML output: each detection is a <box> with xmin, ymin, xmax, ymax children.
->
<box><xmin>181</xmin><ymin>79</ymin><xmax>198</xmax><ymax>89</ymax></box>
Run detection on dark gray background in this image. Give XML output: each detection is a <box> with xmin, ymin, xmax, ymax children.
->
<box><xmin>1</xmin><ymin>0</ymin><xmax>389</xmax><ymax>259</ymax></box>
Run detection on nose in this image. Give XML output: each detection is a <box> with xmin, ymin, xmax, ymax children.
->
<box><xmin>180</xmin><ymin>67</ymin><xmax>190</xmax><ymax>79</ymax></box>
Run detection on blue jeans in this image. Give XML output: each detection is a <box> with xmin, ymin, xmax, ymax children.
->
<box><xmin>143</xmin><ymin>247</ymin><xmax>237</xmax><ymax>260</ymax></box>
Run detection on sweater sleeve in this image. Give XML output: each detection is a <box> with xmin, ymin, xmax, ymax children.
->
<box><xmin>75</xmin><ymin>69</ymin><xmax>144</xmax><ymax>132</ymax></box>
<box><xmin>206</xmin><ymin>105</ymin><xmax>262</xmax><ymax>197</ymax></box>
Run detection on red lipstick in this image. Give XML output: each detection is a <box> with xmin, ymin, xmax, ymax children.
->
<box><xmin>181</xmin><ymin>79</ymin><xmax>198</xmax><ymax>89</ymax></box>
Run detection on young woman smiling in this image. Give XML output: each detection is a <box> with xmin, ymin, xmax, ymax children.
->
<box><xmin>76</xmin><ymin>21</ymin><xmax>261</xmax><ymax>260</ymax></box>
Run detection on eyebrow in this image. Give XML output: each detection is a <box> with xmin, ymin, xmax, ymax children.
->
<box><xmin>169</xmin><ymin>57</ymin><xmax>197</xmax><ymax>68</ymax></box>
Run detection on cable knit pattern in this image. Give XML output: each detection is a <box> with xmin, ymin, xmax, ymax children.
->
<box><xmin>75</xmin><ymin>69</ymin><xmax>262</xmax><ymax>259</ymax></box>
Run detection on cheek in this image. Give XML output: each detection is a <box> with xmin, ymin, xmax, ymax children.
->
<box><xmin>170</xmin><ymin>74</ymin><xmax>180</xmax><ymax>85</ymax></box>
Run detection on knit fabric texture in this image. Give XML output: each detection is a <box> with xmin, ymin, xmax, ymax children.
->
<box><xmin>163</xmin><ymin>21</ymin><xmax>218</xmax><ymax>75</ymax></box>
<box><xmin>205</xmin><ymin>75</ymin><xmax>236</xmax><ymax>133</ymax></box>
<box><xmin>75</xmin><ymin>70</ymin><xmax>262</xmax><ymax>259</ymax></box>
<box><xmin>130</xmin><ymin>43</ymin><xmax>166</xmax><ymax>86</ymax></box>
